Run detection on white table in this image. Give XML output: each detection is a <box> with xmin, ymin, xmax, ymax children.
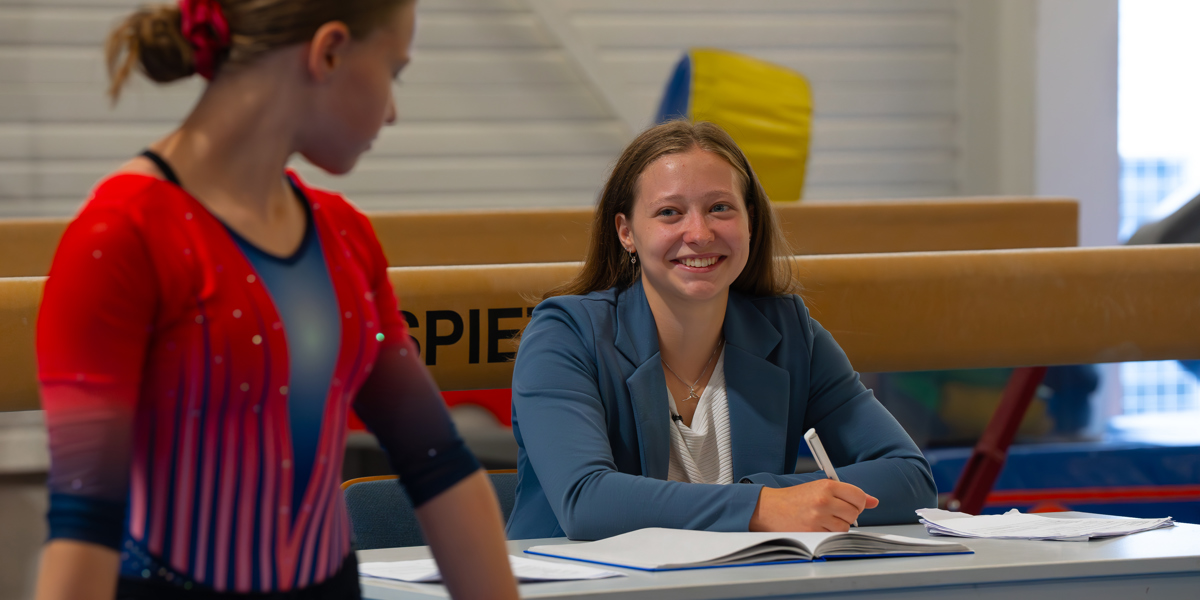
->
<box><xmin>358</xmin><ymin>514</ymin><xmax>1200</xmax><ymax>599</ymax></box>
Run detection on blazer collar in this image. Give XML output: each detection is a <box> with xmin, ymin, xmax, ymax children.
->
<box><xmin>721</xmin><ymin>292</ymin><xmax>782</xmax><ymax>359</ymax></box>
<box><xmin>615</xmin><ymin>282</ymin><xmax>669</xmax><ymax>477</ymax></box>
<box><xmin>617</xmin><ymin>281</ymin><xmax>791</xmax><ymax>480</ymax></box>
<box><xmin>614</xmin><ymin>280</ymin><xmax>658</xmax><ymax>366</ymax></box>
<box><xmin>613</xmin><ymin>281</ymin><xmax>784</xmax><ymax>362</ymax></box>
<box><xmin>722</xmin><ymin>292</ymin><xmax>790</xmax><ymax>478</ymax></box>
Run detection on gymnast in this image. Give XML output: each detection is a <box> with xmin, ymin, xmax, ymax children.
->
<box><xmin>507</xmin><ymin>120</ymin><xmax>938</xmax><ymax>540</ymax></box>
<box><xmin>34</xmin><ymin>1</ymin><xmax>517</xmax><ymax>598</ymax></box>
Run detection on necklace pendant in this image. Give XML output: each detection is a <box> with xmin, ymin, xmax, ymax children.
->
<box><xmin>687</xmin><ymin>390</ymin><xmax>700</xmax><ymax>402</ymax></box>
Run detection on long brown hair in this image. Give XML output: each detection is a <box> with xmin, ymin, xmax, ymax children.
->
<box><xmin>105</xmin><ymin>0</ymin><xmax>413</xmax><ymax>101</ymax></box>
<box><xmin>546</xmin><ymin>120</ymin><xmax>798</xmax><ymax>299</ymax></box>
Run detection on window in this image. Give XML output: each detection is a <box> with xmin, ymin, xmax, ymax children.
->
<box><xmin>1117</xmin><ymin>0</ymin><xmax>1200</xmax><ymax>414</ymax></box>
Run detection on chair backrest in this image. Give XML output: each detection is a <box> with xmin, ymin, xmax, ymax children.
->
<box><xmin>489</xmin><ymin>471</ymin><xmax>518</xmax><ymax>523</ymax></box>
<box><xmin>342</xmin><ymin>471</ymin><xmax>518</xmax><ymax>550</ymax></box>
<box><xmin>343</xmin><ymin>476</ymin><xmax>422</xmax><ymax>550</ymax></box>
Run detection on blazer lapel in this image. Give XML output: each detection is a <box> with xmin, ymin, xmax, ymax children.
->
<box><xmin>627</xmin><ymin>360</ymin><xmax>671</xmax><ymax>479</ymax></box>
<box><xmin>615</xmin><ymin>282</ymin><xmax>671</xmax><ymax>479</ymax></box>
<box><xmin>723</xmin><ymin>293</ymin><xmax>792</xmax><ymax>479</ymax></box>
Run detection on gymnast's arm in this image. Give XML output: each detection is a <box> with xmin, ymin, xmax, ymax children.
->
<box><xmin>350</xmin><ymin>224</ymin><xmax>516</xmax><ymax>599</ymax></box>
<box><xmin>35</xmin><ymin>209</ymin><xmax>155</xmax><ymax>600</ymax></box>
<box><xmin>353</xmin><ymin>336</ymin><xmax>516</xmax><ymax>600</ymax></box>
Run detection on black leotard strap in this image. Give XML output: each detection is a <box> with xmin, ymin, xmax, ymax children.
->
<box><xmin>140</xmin><ymin>149</ymin><xmax>182</xmax><ymax>187</ymax></box>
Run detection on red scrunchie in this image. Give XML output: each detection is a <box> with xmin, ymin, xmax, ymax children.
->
<box><xmin>179</xmin><ymin>0</ymin><xmax>231</xmax><ymax>80</ymax></box>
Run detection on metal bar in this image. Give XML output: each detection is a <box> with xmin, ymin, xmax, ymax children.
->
<box><xmin>947</xmin><ymin>365</ymin><xmax>1048</xmax><ymax>514</ymax></box>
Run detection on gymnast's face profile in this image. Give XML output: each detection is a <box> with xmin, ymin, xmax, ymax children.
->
<box><xmin>299</xmin><ymin>2</ymin><xmax>416</xmax><ymax>174</ymax></box>
<box><xmin>617</xmin><ymin>147</ymin><xmax>752</xmax><ymax>305</ymax></box>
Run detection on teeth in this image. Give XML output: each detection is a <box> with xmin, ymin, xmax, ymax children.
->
<box><xmin>681</xmin><ymin>257</ymin><xmax>718</xmax><ymax>268</ymax></box>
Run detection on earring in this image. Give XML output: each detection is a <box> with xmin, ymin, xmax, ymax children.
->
<box><xmin>628</xmin><ymin>249</ymin><xmax>637</xmax><ymax>265</ymax></box>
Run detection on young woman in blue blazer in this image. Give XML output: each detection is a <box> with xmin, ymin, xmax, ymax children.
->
<box><xmin>507</xmin><ymin>120</ymin><xmax>937</xmax><ymax>541</ymax></box>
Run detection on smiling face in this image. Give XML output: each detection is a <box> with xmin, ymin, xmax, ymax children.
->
<box><xmin>616</xmin><ymin>147</ymin><xmax>752</xmax><ymax>306</ymax></box>
<box><xmin>300</xmin><ymin>3</ymin><xmax>416</xmax><ymax>174</ymax></box>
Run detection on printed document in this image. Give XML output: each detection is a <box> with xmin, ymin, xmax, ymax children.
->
<box><xmin>918</xmin><ymin>508</ymin><xmax>1175</xmax><ymax>541</ymax></box>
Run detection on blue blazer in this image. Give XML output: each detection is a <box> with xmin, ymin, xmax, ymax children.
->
<box><xmin>506</xmin><ymin>281</ymin><xmax>937</xmax><ymax>540</ymax></box>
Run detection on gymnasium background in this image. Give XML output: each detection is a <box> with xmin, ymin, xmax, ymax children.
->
<box><xmin>0</xmin><ymin>1</ymin><xmax>1130</xmax><ymax>598</ymax></box>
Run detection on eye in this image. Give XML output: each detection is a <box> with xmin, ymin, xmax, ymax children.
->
<box><xmin>657</xmin><ymin>207</ymin><xmax>679</xmax><ymax>217</ymax></box>
<box><xmin>711</xmin><ymin>203</ymin><xmax>732</xmax><ymax>213</ymax></box>
<box><xmin>392</xmin><ymin>57</ymin><xmax>411</xmax><ymax>82</ymax></box>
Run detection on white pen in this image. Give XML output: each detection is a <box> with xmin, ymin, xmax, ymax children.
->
<box><xmin>803</xmin><ymin>427</ymin><xmax>858</xmax><ymax>527</ymax></box>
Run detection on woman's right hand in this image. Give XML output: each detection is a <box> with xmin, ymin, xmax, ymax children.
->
<box><xmin>749</xmin><ymin>479</ymin><xmax>879</xmax><ymax>532</ymax></box>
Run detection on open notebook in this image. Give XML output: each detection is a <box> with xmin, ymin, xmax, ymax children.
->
<box><xmin>525</xmin><ymin>527</ymin><xmax>972</xmax><ymax>571</ymax></box>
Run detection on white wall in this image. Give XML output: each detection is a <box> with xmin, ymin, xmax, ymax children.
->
<box><xmin>958</xmin><ymin>0</ymin><xmax>1119</xmax><ymax>247</ymax></box>
<box><xmin>957</xmin><ymin>0</ymin><xmax>1038</xmax><ymax>197</ymax></box>
<box><xmin>558</xmin><ymin>0</ymin><xmax>962</xmax><ymax>201</ymax></box>
<box><xmin>0</xmin><ymin>0</ymin><xmax>1119</xmax><ymax>243</ymax></box>
<box><xmin>0</xmin><ymin>0</ymin><xmax>963</xmax><ymax>216</ymax></box>
<box><xmin>1035</xmin><ymin>0</ymin><xmax>1119</xmax><ymax>248</ymax></box>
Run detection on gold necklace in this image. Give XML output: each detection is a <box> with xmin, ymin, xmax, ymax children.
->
<box><xmin>662</xmin><ymin>339</ymin><xmax>724</xmax><ymax>402</ymax></box>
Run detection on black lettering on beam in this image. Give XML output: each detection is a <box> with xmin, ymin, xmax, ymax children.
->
<box><xmin>488</xmin><ymin>307</ymin><xmax>523</xmax><ymax>363</ymax></box>
<box><xmin>401</xmin><ymin>310</ymin><xmax>421</xmax><ymax>355</ymax></box>
<box><xmin>425</xmin><ymin>310</ymin><xmax>463</xmax><ymax>366</ymax></box>
<box><xmin>468</xmin><ymin>309</ymin><xmax>480</xmax><ymax>364</ymax></box>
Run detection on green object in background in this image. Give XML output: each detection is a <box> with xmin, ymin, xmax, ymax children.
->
<box><xmin>889</xmin><ymin>369</ymin><xmax>1014</xmax><ymax>412</ymax></box>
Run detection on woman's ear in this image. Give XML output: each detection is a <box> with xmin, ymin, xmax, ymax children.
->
<box><xmin>615</xmin><ymin>212</ymin><xmax>635</xmax><ymax>253</ymax></box>
<box><xmin>306</xmin><ymin>21</ymin><xmax>353</xmax><ymax>82</ymax></box>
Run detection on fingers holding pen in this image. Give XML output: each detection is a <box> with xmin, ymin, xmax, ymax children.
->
<box><xmin>821</xmin><ymin>480</ymin><xmax>876</xmax><ymax>530</ymax></box>
<box><xmin>749</xmin><ymin>479</ymin><xmax>879</xmax><ymax>533</ymax></box>
<box><xmin>832</xmin><ymin>481</ymin><xmax>880</xmax><ymax>513</ymax></box>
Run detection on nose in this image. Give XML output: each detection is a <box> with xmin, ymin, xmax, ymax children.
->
<box><xmin>681</xmin><ymin>211</ymin><xmax>715</xmax><ymax>246</ymax></box>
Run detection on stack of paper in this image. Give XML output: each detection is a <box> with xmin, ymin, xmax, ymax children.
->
<box><xmin>917</xmin><ymin>508</ymin><xmax>1175</xmax><ymax>542</ymax></box>
<box><xmin>360</xmin><ymin>555</ymin><xmax>625</xmax><ymax>583</ymax></box>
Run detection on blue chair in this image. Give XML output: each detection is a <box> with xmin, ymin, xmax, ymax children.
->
<box><xmin>342</xmin><ymin>471</ymin><xmax>518</xmax><ymax>550</ymax></box>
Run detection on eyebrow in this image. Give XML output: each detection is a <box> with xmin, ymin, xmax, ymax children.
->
<box><xmin>647</xmin><ymin>189</ymin><xmax>737</xmax><ymax>205</ymax></box>
<box><xmin>703</xmin><ymin>190</ymin><xmax>738</xmax><ymax>201</ymax></box>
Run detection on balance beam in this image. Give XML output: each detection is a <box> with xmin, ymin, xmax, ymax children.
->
<box><xmin>372</xmin><ymin>196</ymin><xmax>1078</xmax><ymax>266</ymax></box>
<box><xmin>0</xmin><ymin>219</ymin><xmax>70</xmax><ymax>279</ymax></box>
<box><xmin>0</xmin><ymin>277</ymin><xmax>43</xmax><ymax>413</ymax></box>
<box><xmin>5</xmin><ymin>244</ymin><xmax>1197</xmax><ymax>412</ymax></box>
<box><xmin>0</xmin><ymin>197</ymin><xmax>1076</xmax><ymax>277</ymax></box>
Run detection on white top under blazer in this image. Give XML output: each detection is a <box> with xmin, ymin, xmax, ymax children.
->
<box><xmin>666</xmin><ymin>351</ymin><xmax>734</xmax><ymax>485</ymax></box>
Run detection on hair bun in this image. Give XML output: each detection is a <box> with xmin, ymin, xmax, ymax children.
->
<box><xmin>104</xmin><ymin>0</ymin><xmax>415</xmax><ymax>104</ymax></box>
<box><xmin>105</xmin><ymin>5</ymin><xmax>196</xmax><ymax>101</ymax></box>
